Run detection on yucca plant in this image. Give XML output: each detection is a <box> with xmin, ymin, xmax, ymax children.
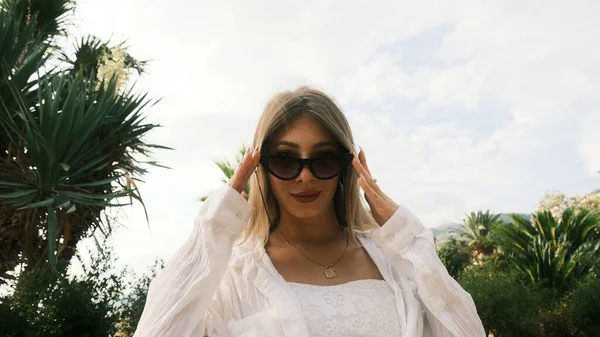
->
<box><xmin>494</xmin><ymin>208</ymin><xmax>600</xmax><ymax>295</ymax></box>
<box><xmin>0</xmin><ymin>0</ymin><xmax>168</xmax><ymax>283</ymax></box>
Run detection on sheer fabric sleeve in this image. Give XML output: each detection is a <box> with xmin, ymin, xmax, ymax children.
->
<box><xmin>134</xmin><ymin>185</ymin><xmax>252</xmax><ymax>337</ymax></box>
<box><xmin>371</xmin><ymin>206</ymin><xmax>487</xmax><ymax>337</ymax></box>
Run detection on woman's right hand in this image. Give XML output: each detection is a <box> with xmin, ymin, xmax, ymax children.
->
<box><xmin>228</xmin><ymin>148</ymin><xmax>261</xmax><ymax>200</ymax></box>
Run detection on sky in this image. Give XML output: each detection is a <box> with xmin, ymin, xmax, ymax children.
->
<box><xmin>65</xmin><ymin>0</ymin><xmax>600</xmax><ymax>275</ymax></box>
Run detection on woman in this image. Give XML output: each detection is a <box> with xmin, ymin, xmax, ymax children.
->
<box><xmin>134</xmin><ymin>87</ymin><xmax>486</xmax><ymax>337</ymax></box>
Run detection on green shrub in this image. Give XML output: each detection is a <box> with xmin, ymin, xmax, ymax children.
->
<box><xmin>569</xmin><ymin>272</ymin><xmax>600</xmax><ymax>336</ymax></box>
<box><xmin>0</xmin><ymin>247</ymin><xmax>124</xmax><ymax>337</ymax></box>
<box><xmin>437</xmin><ymin>238</ymin><xmax>472</xmax><ymax>278</ymax></box>
<box><xmin>458</xmin><ymin>263</ymin><xmax>551</xmax><ymax>337</ymax></box>
<box><xmin>0</xmin><ymin>245</ymin><xmax>163</xmax><ymax>337</ymax></box>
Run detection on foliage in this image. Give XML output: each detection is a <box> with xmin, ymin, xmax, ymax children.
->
<box><xmin>451</xmin><ymin>204</ymin><xmax>600</xmax><ymax>336</ymax></box>
<box><xmin>0</xmin><ymin>0</ymin><xmax>168</xmax><ymax>282</ymax></box>
<box><xmin>0</xmin><ymin>244</ymin><xmax>124</xmax><ymax>337</ymax></box>
<box><xmin>437</xmin><ymin>238</ymin><xmax>471</xmax><ymax>279</ymax></box>
<box><xmin>494</xmin><ymin>208</ymin><xmax>600</xmax><ymax>295</ymax></box>
<box><xmin>0</xmin><ymin>242</ymin><xmax>164</xmax><ymax>337</ymax></box>
<box><xmin>538</xmin><ymin>190</ymin><xmax>600</xmax><ymax>219</ymax></box>
<box><xmin>568</xmin><ymin>270</ymin><xmax>600</xmax><ymax>336</ymax></box>
<box><xmin>454</xmin><ymin>210</ymin><xmax>504</xmax><ymax>265</ymax></box>
<box><xmin>458</xmin><ymin>262</ymin><xmax>551</xmax><ymax>337</ymax></box>
<box><xmin>117</xmin><ymin>259</ymin><xmax>164</xmax><ymax>337</ymax></box>
<box><xmin>200</xmin><ymin>145</ymin><xmax>249</xmax><ymax>201</ymax></box>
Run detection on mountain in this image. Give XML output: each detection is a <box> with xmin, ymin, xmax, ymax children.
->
<box><xmin>431</xmin><ymin>213</ymin><xmax>530</xmax><ymax>243</ymax></box>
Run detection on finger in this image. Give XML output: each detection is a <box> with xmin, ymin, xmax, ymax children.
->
<box><xmin>358</xmin><ymin>174</ymin><xmax>382</xmax><ymax>204</ymax></box>
<box><xmin>358</xmin><ymin>147</ymin><xmax>372</xmax><ymax>177</ymax></box>
<box><xmin>351</xmin><ymin>155</ymin><xmax>371</xmax><ymax>180</ymax></box>
<box><xmin>352</xmin><ymin>154</ymin><xmax>382</xmax><ymax>196</ymax></box>
<box><xmin>244</xmin><ymin>149</ymin><xmax>261</xmax><ymax>183</ymax></box>
<box><xmin>230</xmin><ymin>149</ymin><xmax>258</xmax><ymax>192</ymax></box>
<box><xmin>241</xmin><ymin>191</ymin><xmax>249</xmax><ymax>200</ymax></box>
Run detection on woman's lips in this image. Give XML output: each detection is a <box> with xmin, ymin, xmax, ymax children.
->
<box><xmin>291</xmin><ymin>191</ymin><xmax>321</xmax><ymax>203</ymax></box>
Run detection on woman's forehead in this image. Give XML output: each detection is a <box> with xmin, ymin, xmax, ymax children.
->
<box><xmin>271</xmin><ymin>116</ymin><xmax>336</xmax><ymax>147</ymax></box>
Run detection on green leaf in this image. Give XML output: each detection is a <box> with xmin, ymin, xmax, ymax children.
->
<box><xmin>0</xmin><ymin>181</ymin><xmax>30</xmax><ymax>188</ymax></box>
<box><xmin>60</xmin><ymin>163</ymin><xmax>70</xmax><ymax>171</ymax></box>
<box><xmin>0</xmin><ymin>189</ymin><xmax>37</xmax><ymax>198</ymax></box>
<box><xmin>67</xmin><ymin>204</ymin><xmax>76</xmax><ymax>214</ymax></box>
<box><xmin>69</xmin><ymin>174</ymin><xmax>123</xmax><ymax>187</ymax></box>
<box><xmin>18</xmin><ymin>198</ymin><xmax>56</xmax><ymax>210</ymax></box>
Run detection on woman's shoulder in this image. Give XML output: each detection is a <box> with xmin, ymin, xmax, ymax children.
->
<box><xmin>353</xmin><ymin>227</ymin><xmax>378</xmax><ymax>241</ymax></box>
<box><xmin>227</xmin><ymin>237</ymin><xmax>266</xmax><ymax>274</ymax></box>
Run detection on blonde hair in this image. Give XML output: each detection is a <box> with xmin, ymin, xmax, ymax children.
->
<box><xmin>244</xmin><ymin>87</ymin><xmax>377</xmax><ymax>244</ymax></box>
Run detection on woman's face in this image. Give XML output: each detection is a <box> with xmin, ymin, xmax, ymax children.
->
<box><xmin>267</xmin><ymin>114</ymin><xmax>344</xmax><ymax>221</ymax></box>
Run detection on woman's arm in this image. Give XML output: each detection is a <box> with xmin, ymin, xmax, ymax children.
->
<box><xmin>371</xmin><ymin>205</ymin><xmax>487</xmax><ymax>337</ymax></box>
<box><xmin>350</xmin><ymin>148</ymin><xmax>485</xmax><ymax>336</ymax></box>
<box><xmin>134</xmin><ymin>185</ymin><xmax>252</xmax><ymax>337</ymax></box>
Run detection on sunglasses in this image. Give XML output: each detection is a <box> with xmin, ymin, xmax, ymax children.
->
<box><xmin>260</xmin><ymin>152</ymin><xmax>354</xmax><ymax>180</ymax></box>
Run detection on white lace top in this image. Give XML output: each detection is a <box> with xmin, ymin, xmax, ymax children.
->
<box><xmin>288</xmin><ymin>279</ymin><xmax>401</xmax><ymax>337</ymax></box>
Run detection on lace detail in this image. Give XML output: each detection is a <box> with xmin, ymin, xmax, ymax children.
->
<box><xmin>288</xmin><ymin>279</ymin><xmax>401</xmax><ymax>337</ymax></box>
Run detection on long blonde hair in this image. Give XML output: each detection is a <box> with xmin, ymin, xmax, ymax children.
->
<box><xmin>244</xmin><ymin>87</ymin><xmax>377</xmax><ymax>244</ymax></box>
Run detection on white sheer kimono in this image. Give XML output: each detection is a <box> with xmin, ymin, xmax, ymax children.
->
<box><xmin>134</xmin><ymin>185</ymin><xmax>486</xmax><ymax>337</ymax></box>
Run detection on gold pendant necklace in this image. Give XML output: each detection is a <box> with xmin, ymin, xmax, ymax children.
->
<box><xmin>277</xmin><ymin>229</ymin><xmax>349</xmax><ymax>279</ymax></box>
<box><xmin>324</xmin><ymin>264</ymin><xmax>337</xmax><ymax>279</ymax></box>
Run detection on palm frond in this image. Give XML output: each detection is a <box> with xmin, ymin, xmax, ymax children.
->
<box><xmin>493</xmin><ymin>207</ymin><xmax>600</xmax><ymax>295</ymax></box>
<box><xmin>1</xmin><ymin>0</ymin><xmax>74</xmax><ymax>39</ymax></box>
<box><xmin>0</xmin><ymin>71</ymin><xmax>165</xmax><ymax>269</ymax></box>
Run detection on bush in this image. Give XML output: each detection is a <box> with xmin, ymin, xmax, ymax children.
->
<box><xmin>117</xmin><ymin>259</ymin><xmax>164</xmax><ymax>336</ymax></box>
<box><xmin>458</xmin><ymin>263</ymin><xmax>551</xmax><ymax>337</ymax></box>
<box><xmin>437</xmin><ymin>238</ymin><xmax>472</xmax><ymax>279</ymax></box>
<box><xmin>0</xmin><ymin>245</ymin><xmax>163</xmax><ymax>337</ymax></box>
<box><xmin>0</xmin><ymin>247</ymin><xmax>124</xmax><ymax>337</ymax></box>
<box><xmin>569</xmin><ymin>272</ymin><xmax>600</xmax><ymax>336</ymax></box>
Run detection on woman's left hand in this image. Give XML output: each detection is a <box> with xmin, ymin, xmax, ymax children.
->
<box><xmin>351</xmin><ymin>147</ymin><xmax>399</xmax><ymax>226</ymax></box>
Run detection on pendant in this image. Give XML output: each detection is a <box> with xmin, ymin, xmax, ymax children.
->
<box><xmin>324</xmin><ymin>265</ymin><xmax>337</xmax><ymax>279</ymax></box>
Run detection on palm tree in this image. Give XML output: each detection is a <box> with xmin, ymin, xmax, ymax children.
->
<box><xmin>455</xmin><ymin>210</ymin><xmax>503</xmax><ymax>265</ymax></box>
<box><xmin>200</xmin><ymin>145</ymin><xmax>249</xmax><ymax>201</ymax></box>
<box><xmin>494</xmin><ymin>208</ymin><xmax>600</xmax><ymax>295</ymax></box>
<box><xmin>0</xmin><ymin>0</ymin><xmax>167</xmax><ymax>283</ymax></box>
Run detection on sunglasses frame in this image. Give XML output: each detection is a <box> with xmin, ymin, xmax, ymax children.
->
<box><xmin>260</xmin><ymin>152</ymin><xmax>354</xmax><ymax>180</ymax></box>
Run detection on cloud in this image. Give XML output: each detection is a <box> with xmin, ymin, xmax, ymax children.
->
<box><xmin>66</xmin><ymin>0</ymin><xmax>600</xmax><ymax>273</ymax></box>
<box><xmin>579</xmin><ymin>112</ymin><xmax>600</xmax><ymax>175</ymax></box>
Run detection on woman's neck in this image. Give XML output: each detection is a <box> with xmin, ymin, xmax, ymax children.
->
<box><xmin>276</xmin><ymin>207</ymin><xmax>344</xmax><ymax>245</ymax></box>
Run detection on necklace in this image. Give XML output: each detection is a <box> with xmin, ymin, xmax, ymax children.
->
<box><xmin>276</xmin><ymin>228</ymin><xmax>349</xmax><ymax>279</ymax></box>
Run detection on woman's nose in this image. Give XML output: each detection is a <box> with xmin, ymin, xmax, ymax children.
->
<box><xmin>295</xmin><ymin>164</ymin><xmax>316</xmax><ymax>182</ymax></box>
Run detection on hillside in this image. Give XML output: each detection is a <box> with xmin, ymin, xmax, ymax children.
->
<box><xmin>432</xmin><ymin>213</ymin><xmax>531</xmax><ymax>243</ymax></box>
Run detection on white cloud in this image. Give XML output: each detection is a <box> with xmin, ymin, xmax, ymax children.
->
<box><xmin>65</xmin><ymin>0</ymin><xmax>600</xmax><ymax>273</ymax></box>
<box><xmin>579</xmin><ymin>112</ymin><xmax>600</xmax><ymax>175</ymax></box>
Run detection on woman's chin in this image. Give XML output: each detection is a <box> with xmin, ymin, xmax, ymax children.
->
<box><xmin>284</xmin><ymin>203</ymin><xmax>324</xmax><ymax>219</ymax></box>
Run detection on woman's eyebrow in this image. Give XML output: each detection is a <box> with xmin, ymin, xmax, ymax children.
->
<box><xmin>275</xmin><ymin>140</ymin><xmax>336</xmax><ymax>149</ymax></box>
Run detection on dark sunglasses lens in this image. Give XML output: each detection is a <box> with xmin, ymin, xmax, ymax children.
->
<box><xmin>268</xmin><ymin>156</ymin><xmax>300</xmax><ymax>179</ymax></box>
<box><xmin>312</xmin><ymin>156</ymin><xmax>346</xmax><ymax>179</ymax></box>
